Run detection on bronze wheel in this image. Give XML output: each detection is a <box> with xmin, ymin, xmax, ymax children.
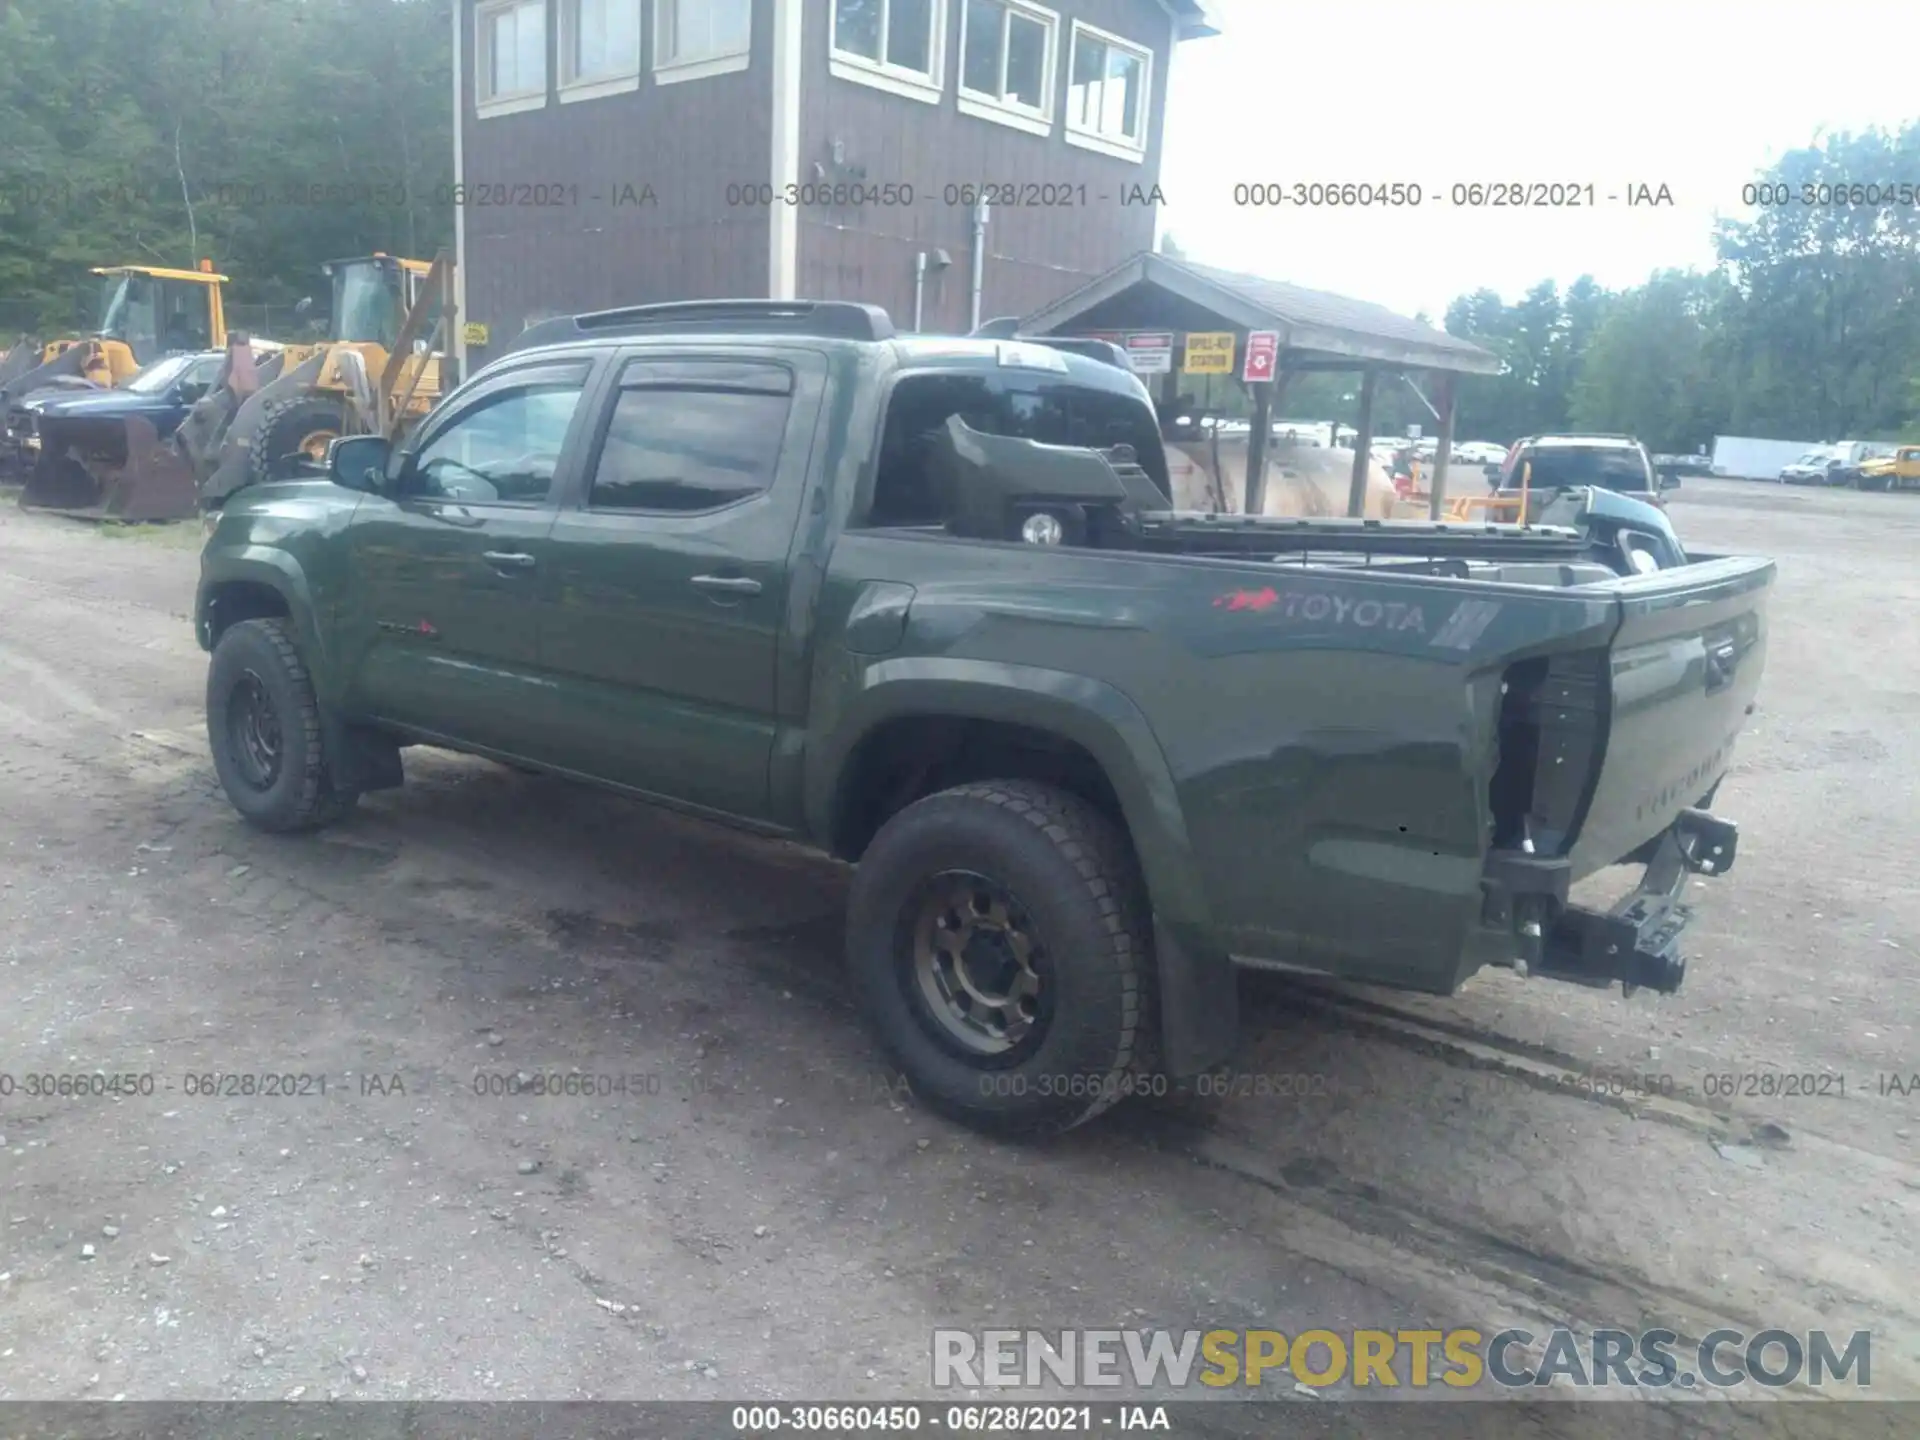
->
<box><xmin>847</xmin><ymin>781</ymin><xmax>1156</xmax><ymax>1137</ymax></box>
<box><xmin>906</xmin><ymin>871</ymin><xmax>1051</xmax><ymax>1059</ymax></box>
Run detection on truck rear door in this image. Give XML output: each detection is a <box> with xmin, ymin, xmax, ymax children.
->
<box><xmin>530</xmin><ymin>350</ymin><xmax>829</xmax><ymax>822</ymax></box>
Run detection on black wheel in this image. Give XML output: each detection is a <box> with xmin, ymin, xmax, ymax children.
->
<box><xmin>206</xmin><ymin>617</ymin><xmax>359</xmax><ymax>831</ymax></box>
<box><xmin>1856</xmin><ymin>471</ymin><xmax>1890</xmax><ymax>492</ymax></box>
<box><xmin>249</xmin><ymin>394</ymin><xmax>346</xmax><ymax>486</ymax></box>
<box><xmin>846</xmin><ymin>781</ymin><xmax>1156</xmax><ymax>1137</ymax></box>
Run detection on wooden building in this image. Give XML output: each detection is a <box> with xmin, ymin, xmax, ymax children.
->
<box><xmin>451</xmin><ymin>0</ymin><xmax>1217</xmax><ymax>368</ymax></box>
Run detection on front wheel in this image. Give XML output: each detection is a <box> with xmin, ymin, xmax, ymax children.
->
<box><xmin>846</xmin><ymin>781</ymin><xmax>1157</xmax><ymax>1137</ymax></box>
<box><xmin>206</xmin><ymin>618</ymin><xmax>359</xmax><ymax>832</ymax></box>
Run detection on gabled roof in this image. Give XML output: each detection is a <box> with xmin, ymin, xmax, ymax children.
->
<box><xmin>1021</xmin><ymin>251</ymin><xmax>1502</xmax><ymax>375</ymax></box>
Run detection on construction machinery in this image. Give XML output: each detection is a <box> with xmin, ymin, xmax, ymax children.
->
<box><xmin>183</xmin><ymin>251</ymin><xmax>455</xmax><ymax>510</ymax></box>
<box><xmin>0</xmin><ymin>263</ymin><xmax>229</xmax><ymax>418</ymax></box>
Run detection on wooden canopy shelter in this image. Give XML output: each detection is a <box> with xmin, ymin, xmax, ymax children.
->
<box><xmin>1019</xmin><ymin>252</ymin><xmax>1502</xmax><ymax>517</ymax></box>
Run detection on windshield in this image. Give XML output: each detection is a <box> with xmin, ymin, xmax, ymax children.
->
<box><xmin>122</xmin><ymin>354</ymin><xmax>196</xmax><ymax>395</ymax></box>
<box><xmin>96</xmin><ymin>274</ymin><xmax>157</xmax><ymax>347</ymax></box>
<box><xmin>333</xmin><ymin>262</ymin><xmax>403</xmax><ymax>348</ymax></box>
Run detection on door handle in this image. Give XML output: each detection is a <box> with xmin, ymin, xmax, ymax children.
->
<box><xmin>690</xmin><ymin>574</ymin><xmax>762</xmax><ymax>596</ymax></box>
<box><xmin>483</xmin><ymin>550</ymin><xmax>537</xmax><ymax>571</ymax></box>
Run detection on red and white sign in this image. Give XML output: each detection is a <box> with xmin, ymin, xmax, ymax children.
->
<box><xmin>1123</xmin><ymin>331</ymin><xmax>1176</xmax><ymax>375</ymax></box>
<box><xmin>1242</xmin><ymin>330</ymin><xmax>1280</xmax><ymax>384</ymax></box>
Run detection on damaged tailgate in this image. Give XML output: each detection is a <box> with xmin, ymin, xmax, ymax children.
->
<box><xmin>1569</xmin><ymin>554</ymin><xmax>1772</xmax><ymax>879</ymax></box>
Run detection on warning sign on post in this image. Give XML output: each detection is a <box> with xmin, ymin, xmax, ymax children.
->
<box><xmin>1182</xmin><ymin>332</ymin><xmax>1235</xmax><ymax>374</ymax></box>
<box><xmin>1242</xmin><ymin>330</ymin><xmax>1280</xmax><ymax>384</ymax></box>
<box><xmin>1123</xmin><ymin>332</ymin><xmax>1175</xmax><ymax>375</ymax></box>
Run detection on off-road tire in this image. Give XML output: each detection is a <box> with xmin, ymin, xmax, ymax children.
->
<box><xmin>249</xmin><ymin>395</ymin><xmax>347</xmax><ymax>487</ymax></box>
<box><xmin>206</xmin><ymin>618</ymin><xmax>359</xmax><ymax>832</ymax></box>
<box><xmin>846</xmin><ymin>780</ymin><xmax>1157</xmax><ymax>1138</ymax></box>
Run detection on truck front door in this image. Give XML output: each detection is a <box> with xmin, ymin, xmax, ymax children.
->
<box><xmin>532</xmin><ymin>351</ymin><xmax>826</xmax><ymax>822</ymax></box>
<box><xmin>338</xmin><ymin>358</ymin><xmax>597</xmax><ymax>753</ymax></box>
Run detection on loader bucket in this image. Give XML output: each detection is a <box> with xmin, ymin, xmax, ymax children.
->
<box><xmin>201</xmin><ymin>350</ymin><xmax>327</xmax><ymax>509</ymax></box>
<box><xmin>0</xmin><ymin>343</ymin><xmax>100</xmax><ymax>412</ymax></box>
<box><xmin>0</xmin><ymin>337</ymin><xmax>44</xmax><ymax>394</ymax></box>
<box><xmin>19</xmin><ymin>415</ymin><xmax>199</xmax><ymax>522</ymax></box>
<box><xmin>178</xmin><ymin>347</ymin><xmax>285</xmax><ymax>488</ymax></box>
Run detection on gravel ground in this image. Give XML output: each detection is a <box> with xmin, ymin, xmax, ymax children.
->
<box><xmin>0</xmin><ymin>481</ymin><xmax>1915</xmax><ymax>1427</ymax></box>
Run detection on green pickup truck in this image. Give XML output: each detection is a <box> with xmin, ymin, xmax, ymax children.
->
<box><xmin>196</xmin><ymin>300</ymin><xmax>1772</xmax><ymax>1136</ymax></box>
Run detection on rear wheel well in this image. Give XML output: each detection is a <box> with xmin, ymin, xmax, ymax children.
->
<box><xmin>831</xmin><ymin>716</ymin><xmax>1131</xmax><ymax>864</ymax></box>
<box><xmin>204</xmin><ymin>581</ymin><xmax>290</xmax><ymax>645</ymax></box>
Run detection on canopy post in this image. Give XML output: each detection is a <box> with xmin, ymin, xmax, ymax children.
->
<box><xmin>1428</xmin><ymin>371</ymin><xmax>1456</xmax><ymax>519</ymax></box>
<box><xmin>1347</xmin><ymin>367</ymin><xmax>1378</xmax><ymax>517</ymax></box>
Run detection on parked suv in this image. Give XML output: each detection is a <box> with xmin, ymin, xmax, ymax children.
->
<box><xmin>194</xmin><ymin>300</ymin><xmax>1770</xmax><ymax>1137</ymax></box>
<box><xmin>1493</xmin><ymin>434</ymin><xmax>1669</xmax><ymax>516</ymax></box>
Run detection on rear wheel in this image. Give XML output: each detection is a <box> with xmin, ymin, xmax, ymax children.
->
<box><xmin>846</xmin><ymin>781</ymin><xmax>1157</xmax><ymax>1137</ymax></box>
<box><xmin>249</xmin><ymin>395</ymin><xmax>346</xmax><ymax>486</ymax></box>
<box><xmin>206</xmin><ymin>618</ymin><xmax>358</xmax><ymax>832</ymax></box>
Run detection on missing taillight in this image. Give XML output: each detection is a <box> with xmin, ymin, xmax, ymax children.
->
<box><xmin>1490</xmin><ymin>650</ymin><xmax>1609</xmax><ymax>855</ymax></box>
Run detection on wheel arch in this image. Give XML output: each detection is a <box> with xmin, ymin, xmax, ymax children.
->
<box><xmin>809</xmin><ymin>660</ymin><xmax>1239</xmax><ymax>1075</ymax></box>
<box><xmin>197</xmin><ymin>551</ymin><xmax>329</xmax><ymax>690</ymax></box>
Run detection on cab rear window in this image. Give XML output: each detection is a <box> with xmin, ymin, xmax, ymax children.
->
<box><xmin>867</xmin><ymin>372</ymin><xmax>1167</xmax><ymax>527</ymax></box>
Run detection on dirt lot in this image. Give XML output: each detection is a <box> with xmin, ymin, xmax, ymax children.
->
<box><xmin>0</xmin><ymin>478</ymin><xmax>1916</xmax><ymax>1426</ymax></box>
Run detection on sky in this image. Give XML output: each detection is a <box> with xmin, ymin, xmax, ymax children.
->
<box><xmin>1158</xmin><ymin>0</ymin><xmax>1917</xmax><ymax>319</ymax></box>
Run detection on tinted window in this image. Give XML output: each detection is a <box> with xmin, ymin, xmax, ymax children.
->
<box><xmin>407</xmin><ymin>381</ymin><xmax>585</xmax><ymax>503</ymax></box>
<box><xmin>588</xmin><ymin>387</ymin><xmax>792</xmax><ymax>513</ymax></box>
<box><xmin>869</xmin><ymin>372</ymin><xmax>1166</xmax><ymax>526</ymax></box>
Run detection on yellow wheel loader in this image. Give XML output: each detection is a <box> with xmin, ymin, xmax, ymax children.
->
<box><xmin>185</xmin><ymin>251</ymin><xmax>455</xmax><ymax>511</ymax></box>
<box><xmin>0</xmin><ymin>263</ymin><xmax>228</xmax><ymax>411</ymax></box>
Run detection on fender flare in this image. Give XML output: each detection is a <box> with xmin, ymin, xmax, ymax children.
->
<box><xmin>196</xmin><ymin>548</ymin><xmax>332</xmax><ymax>697</ymax></box>
<box><xmin>809</xmin><ymin>657</ymin><xmax>1239</xmax><ymax>1075</ymax></box>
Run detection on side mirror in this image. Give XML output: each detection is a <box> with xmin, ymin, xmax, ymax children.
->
<box><xmin>176</xmin><ymin>381</ymin><xmax>208</xmax><ymax>405</ymax></box>
<box><xmin>294</xmin><ymin>296</ymin><xmax>315</xmax><ymax>318</ymax></box>
<box><xmin>327</xmin><ymin>434</ymin><xmax>391</xmax><ymax>493</ymax></box>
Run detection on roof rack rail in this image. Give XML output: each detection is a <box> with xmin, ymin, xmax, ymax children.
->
<box><xmin>515</xmin><ymin>299</ymin><xmax>896</xmax><ymax>352</ymax></box>
<box><xmin>966</xmin><ymin>319</ymin><xmax>1130</xmax><ymax>372</ymax></box>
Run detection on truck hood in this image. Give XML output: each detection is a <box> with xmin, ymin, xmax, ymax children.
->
<box><xmin>206</xmin><ymin>478</ymin><xmax>364</xmax><ymax>546</ymax></box>
<box><xmin>28</xmin><ymin>388</ymin><xmax>175</xmax><ymax>420</ymax></box>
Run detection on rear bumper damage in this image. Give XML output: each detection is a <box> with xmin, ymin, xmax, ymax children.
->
<box><xmin>1480</xmin><ymin>808</ymin><xmax>1737</xmax><ymax>996</ymax></box>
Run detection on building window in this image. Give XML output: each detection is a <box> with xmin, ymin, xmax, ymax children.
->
<box><xmin>559</xmin><ymin>0</ymin><xmax>640</xmax><ymax>99</ymax></box>
<box><xmin>655</xmin><ymin>0</ymin><xmax>751</xmax><ymax>82</ymax></box>
<box><xmin>830</xmin><ymin>0</ymin><xmax>945</xmax><ymax>105</ymax></box>
<box><xmin>476</xmin><ymin>0</ymin><xmax>549</xmax><ymax>116</ymax></box>
<box><xmin>1064</xmin><ymin>21</ymin><xmax>1150</xmax><ymax>161</ymax></box>
<box><xmin>958</xmin><ymin>0</ymin><xmax>1056</xmax><ymax>135</ymax></box>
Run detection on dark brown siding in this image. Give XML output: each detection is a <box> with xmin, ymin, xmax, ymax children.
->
<box><xmin>795</xmin><ymin>0</ymin><xmax>1171</xmax><ymax>332</ymax></box>
<box><xmin>458</xmin><ymin>0</ymin><xmax>775</xmax><ymax>360</ymax></box>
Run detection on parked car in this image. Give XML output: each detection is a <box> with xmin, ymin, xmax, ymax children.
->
<box><xmin>1451</xmin><ymin>441</ymin><xmax>1508</xmax><ymax>465</ymax></box>
<box><xmin>5</xmin><ymin>349</ymin><xmax>227</xmax><ymax>477</ymax></box>
<box><xmin>1651</xmin><ymin>453</ymin><xmax>1713</xmax><ymax>480</ymax></box>
<box><xmin>194</xmin><ymin>299</ymin><xmax>1771</xmax><ymax>1138</ymax></box>
<box><xmin>1494</xmin><ymin>433</ymin><xmax>1670</xmax><ymax>516</ymax></box>
<box><xmin>1778</xmin><ymin>452</ymin><xmax>1846</xmax><ymax>485</ymax></box>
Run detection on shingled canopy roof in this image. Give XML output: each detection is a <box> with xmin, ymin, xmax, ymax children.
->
<box><xmin>1170</xmin><ymin>0</ymin><xmax>1220</xmax><ymax>39</ymax></box>
<box><xmin>1020</xmin><ymin>251</ymin><xmax>1501</xmax><ymax>375</ymax></box>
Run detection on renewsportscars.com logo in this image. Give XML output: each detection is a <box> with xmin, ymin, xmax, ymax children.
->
<box><xmin>931</xmin><ymin>1327</ymin><xmax>1872</xmax><ymax>1391</ymax></box>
